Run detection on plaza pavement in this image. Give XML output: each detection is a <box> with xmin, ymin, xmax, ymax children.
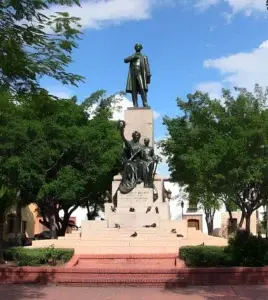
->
<box><xmin>0</xmin><ymin>285</ymin><xmax>268</xmax><ymax>300</ymax></box>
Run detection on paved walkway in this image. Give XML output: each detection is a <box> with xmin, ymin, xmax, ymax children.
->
<box><xmin>0</xmin><ymin>285</ymin><xmax>268</xmax><ymax>300</ymax></box>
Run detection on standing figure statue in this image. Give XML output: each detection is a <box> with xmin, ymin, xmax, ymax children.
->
<box><xmin>124</xmin><ymin>43</ymin><xmax>151</xmax><ymax>108</ymax></box>
<box><xmin>142</xmin><ymin>138</ymin><xmax>159</xmax><ymax>188</ymax></box>
<box><xmin>118</xmin><ymin>121</ymin><xmax>156</xmax><ymax>194</ymax></box>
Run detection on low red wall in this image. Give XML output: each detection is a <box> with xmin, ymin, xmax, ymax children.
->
<box><xmin>1</xmin><ymin>266</ymin><xmax>268</xmax><ymax>286</ymax></box>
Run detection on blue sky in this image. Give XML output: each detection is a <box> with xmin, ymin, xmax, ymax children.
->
<box><xmin>43</xmin><ymin>0</ymin><xmax>268</xmax><ymax>175</ymax></box>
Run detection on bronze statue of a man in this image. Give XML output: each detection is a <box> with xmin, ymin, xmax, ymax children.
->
<box><xmin>124</xmin><ymin>43</ymin><xmax>151</xmax><ymax>108</ymax></box>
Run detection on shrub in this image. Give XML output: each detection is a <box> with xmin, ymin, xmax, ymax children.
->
<box><xmin>226</xmin><ymin>229</ymin><xmax>268</xmax><ymax>267</ymax></box>
<box><xmin>179</xmin><ymin>246</ymin><xmax>233</xmax><ymax>267</ymax></box>
<box><xmin>4</xmin><ymin>246</ymin><xmax>74</xmax><ymax>266</ymax></box>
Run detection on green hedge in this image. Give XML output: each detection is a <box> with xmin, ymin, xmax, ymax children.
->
<box><xmin>179</xmin><ymin>246</ymin><xmax>233</xmax><ymax>267</ymax></box>
<box><xmin>4</xmin><ymin>246</ymin><xmax>74</xmax><ymax>266</ymax></box>
<box><xmin>180</xmin><ymin>231</ymin><xmax>268</xmax><ymax>267</ymax></box>
<box><xmin>227</xmin><ymin>230</ymin><xmax>268</xmax><ymax>267</ymax></box>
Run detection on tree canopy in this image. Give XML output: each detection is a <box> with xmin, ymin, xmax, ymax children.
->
<box><xmin>161</xmin><ymin>85</ymin><xmax>268</xmax><ymax>232</ymax></box>
<box><xmin>0</xmin><ymin>0</ymin><xmax>83</xmax><ymax>93</ymax></box>
<box><xmin>0</xmin><ymin>89</ymin><xmax>122</xmax><ymax>237</ymax></box>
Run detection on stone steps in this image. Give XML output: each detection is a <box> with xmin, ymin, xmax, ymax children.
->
<box><xmin>72</xmin><ymin>254</ymin><xmax>184</xmax><ymax>268</ymax></box>
<box><xmin>31</xmin><ymin>236</ymin><xmax>227</xmax><ymax>253</ymax></box>
<box><xmin>74</xmin><ymin>246</ymin><xmax>180</xmax><ymax>254</ymax></box>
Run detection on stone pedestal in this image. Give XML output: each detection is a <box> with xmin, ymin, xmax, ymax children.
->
<box><xmin>103</xmin><ymin>108</ymin><xmax>169</xmax><ymax>228</ymax></box>
<box><xmin>124</xmin><ymin>107</ymin><xmax>154</xmax><ymax>146</ymax></box>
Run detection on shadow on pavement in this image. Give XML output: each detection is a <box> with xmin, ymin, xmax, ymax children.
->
<box><xmin>0</xmin><ymin>284</ymin><xmax>47</xmax><ymax>300</ymax></box>
<box><xmin>164</xmin><ymin>284</ymin><xmax>268</xmax><ymax>300</ymax></box>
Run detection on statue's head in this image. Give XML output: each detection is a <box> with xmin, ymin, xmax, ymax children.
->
<box><xmin>134</xmin><ymin>43</ymin><xmax>143</xmax><ymax>52</ymax></box>
<box><xmin>132</xmin><ymin>131</ymin><xmax>141</xmax><ymax>142</ymax></box>
<box><xmin>144</xmin><ymin>138</ymin><xmax>150</xmax><ymax>146</ymax></box>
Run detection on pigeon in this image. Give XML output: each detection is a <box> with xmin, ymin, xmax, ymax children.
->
<box><xmin>171</xmin><ymin>229</ymin><xmax>177</xmax><ymax>234</ymax></box>
<box><xmin>114</xmin><ymin>223</ymin><xmax>120</xmax><ymax>229</ymax></box>
<box><xmin>198</xmin><ymin>242</ymin><xmax>205</xmax><ymax>246</ymax></box>
<box><xmin>145</xmin><ymin>206</ymin><xmax>152</xmax><ymax>213</ymax></box>
<box><xmin>143</xmin><ymin>225</ymin><xmax>151</xmax><ymax>228</ymax></box>
<box><xmin>176</xmin><ymin>234</ymin><xmax>183</xmax><ymax>238</ymax></box>
<box><xmin>150</xmin><ymin>223</ymin><xmax>156</xmax><ymax>228</ymax></box>
<box><xmin>155</xmin><ymin>207</ymin><xmax>159</xmax><ymax>214</ymax></box>
<box><xmin>111</xmin><ymin>206</ymin><xmax>116</xmax><ymax>212</ymax></box>
<box><xmin>130</xmin><ymin>232</ymin><xmax>138</xmax><ymax>237</ymax></box>
<box><xmin>129</xmin><ymin>207</ymin><xmax>135</xmax><ymax>212</ymax></box>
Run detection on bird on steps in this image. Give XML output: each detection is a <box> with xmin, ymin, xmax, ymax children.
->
<box><xmin>155</xmin><ymin>207</ymin><xmax>159</xmax><ymax>214</ymax></box>
<box><xmin>176</xmin><ymin>234</ymin><xmax>183</xmax><ymax>238</ymax></box>
<box><xmin>129</xmin><ymin>207</ymin><xmax>135</xmax><ymax>212</ymax></box>
<box><xmin>145</xmin><ymin>206</ymin><xmax>152</xmax><ymax>213</ymax></box>
<box><xmin>171</xmin><ymin>229</ymin><xmax>177</xmax><ymax>234</ymax></box>
<box><xmin>114</xmin><ymin>223</ymin><xmax>120</xmax><ymax>229</ymax></box>
<box><xmin>130</xmin><ymin>232</ymin><xmax>138</xmax><ymax>237</ymax></box>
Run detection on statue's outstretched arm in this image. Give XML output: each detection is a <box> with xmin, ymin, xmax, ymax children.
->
<box><xmin>118</xmin><ymin>120</ymin><xmax>128</xmax><ymax>145</ymax></box>
<box><xmin>124</xmin><ymin>54</ymin><xmax>137</xmax><ymax>63</ymax></box>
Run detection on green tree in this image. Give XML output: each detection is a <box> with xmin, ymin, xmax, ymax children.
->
<box><xmin>0</xmin><ymin>185</ymin><xmax>15</xmax><ymax>262</ymax></box>
<box><xmin>161</xmin><ymin>85</ymin><xmax>268</xmax><ymax>233</ymax></box>
<box><xmin>0</xmin><ymin>89</ymin><xmax>46</xmax><ymax>244</ymax></box>
<box><xmin>35</xmin><ymin>91</ymin><xmax>121</xmax><ymax>237</ymax></box>
<box><xmin>0</xmin><ymin>0</ymin><xmax>83</xmax><ymax>93</ymax></box>
<box><xmin>189</xmin><ymin>189</ymin><xmax>220</xmax><ymax>235</ymax></box>
<box><xmin>0</xmin><ymin>88</ymin><xmax>122</xmax><ymax>238</ymax></box>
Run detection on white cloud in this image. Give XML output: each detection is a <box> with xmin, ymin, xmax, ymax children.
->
<box><xmin>47</xmin><ymin>86</ymin><xmax>74</xmax><ymax>99</ymax></box>
<box><xmin>87</xmin><ymin>94</ymin><xmax>160</xmax><ymax>120</ymax></box>
<box><xmin>195</xmin><ymin>0</ymin><xmax>265</xmax><ymax>15</ymax></box>
<box><xmin>195</xmin><ymin>81</ymin><xmax>224</xmax><ymax>99</ymax></box>
<box><xmin>47</xmin><ymin>0</ymin><xmax>179</xmax><ymax>30</ymax></box>
<box><xmin>203</xmin><ymin>40</ymin><xmax>268</xmax><ymax>90</ymax></box>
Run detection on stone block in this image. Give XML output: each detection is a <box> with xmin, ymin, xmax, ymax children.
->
<box><xmin>108</xmin><ymin>213</ymin><xmax>160</xmax><ymax>228</ymax></box>
<box><xmin>81</xmin><ymin>220</ymin><xmax>108</xmax><ymax>239</ymax></box>
<box><xmin>124</xmin><ymin>107</ymin><xmax>154</xmax><ymax>145</ymax></box>
<box><xmin>117</xmin><ymin>184</ymin><xmax>154</xmax><ymax>208</ymax></box>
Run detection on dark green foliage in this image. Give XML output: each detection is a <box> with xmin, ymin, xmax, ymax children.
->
<box><xmin>5</xmin><ymin>246</ymin><xmax>74</xmax><ymax>266</ymax></box>
<box><xmin>180</xmin><ymin>230</ymin><xmax>268</xmax><ymax>267</ymax></box>
<box><xmin>226</xmin><ymin>230</ymin><xmax>268</xmax><ymax>267</ymax></box>
<box><xmin>0</xmin><ymin>89</ymin><xmax>122</xmax><ymax>237</ymax></box>
<box><xmin>161</xmin><ymin>85</ymin><xmax>268</xmax><ymax>233</ymax></box>
<box><xmin>0</xmin><ymin>0</ymin><xmax>83</xmax><ymax>93</ymax></box>
<box><xmin>179</xmin><ymin>246</ymin><xmax>233</xmax><ymax>267</ymax></box>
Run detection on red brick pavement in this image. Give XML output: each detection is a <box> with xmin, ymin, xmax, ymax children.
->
<box><xmin>0</xmin><ymin>285</ymin><xmax>268</xmax><ymax>300</ymax></box>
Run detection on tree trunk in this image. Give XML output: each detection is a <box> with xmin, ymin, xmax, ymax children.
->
<box><xmin>48</xmin><ymin>210</ymin><xmax>57</xmax><ymax>239</ymax></box>
<box><xmin>207</xmin><ymin>219</ymin><xmax>214</xmax><ymax>235</ymax></box>
<box><xmin>205</xmin><ymin>214</ymin><xmax>214</xmax><ymax>236</ymax></box>
<box><xmin>0</xmin><ymin>212</ymin><xmax>6</xmax><ymax>263</ymax></box>
<box><xmin>15</xmin><ymin>200</ymin><xmax>22</xmax><ymax>246</ymax></box>
<box><xmin>238</xmin><ymin>210</ymin><xmax>245</xmax><ymax>228</ymax></box>
<box><xmin>87</xmin><ymin>202</ymin><xmax>98</xmax><ymax>220</ymax></box>
<box><xmin>58</xmin><ymin>212</ymin><xmax>70</xmax><ymax>237</ymax></box>
<box><xmin>86</xmin><ymin>202</ymin><xmax>91</xmax><ymax>220</ymax></box>
<box><xmin>245</xmin><ymin>212</ymin><xmax>252</xmax><ymax>233</ymax></box>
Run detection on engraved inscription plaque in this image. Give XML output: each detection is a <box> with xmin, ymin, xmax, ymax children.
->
<box><xmin>117</xmin><ymin>186</ymin><xmax>153</xmax><ymax>208</ymax></box>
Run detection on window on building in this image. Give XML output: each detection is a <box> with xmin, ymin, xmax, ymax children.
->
<box><xmin>187</xmin><ymin>219</ymin><xmax>200</xmax><ymax>230</ymax></box>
